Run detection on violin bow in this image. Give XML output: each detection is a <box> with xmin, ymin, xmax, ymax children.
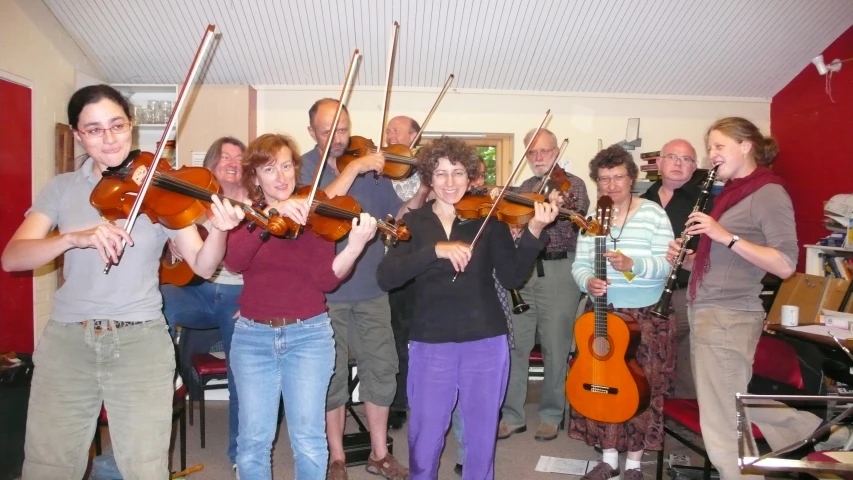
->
<box><xmin>452</xmin><ymin>109</ymin><xmax>551</xmax><ymax>282</ymax></box>
<box><xmin>297</xmin><ymin>49</ymin><xmax>362</xmax><ymax>237</ymax></box>
<box><xmin>410</xmin><ymin>73</ymin><xmax>455</xmax><ymax>149</ymax></box>
<box><xmin>536</xmin><ymin>137</ymin><xmax>570</xmax><ymax>196</ymax></box>
<box><xmin>379</xmin><ymin>22</ymin><xmax>399</xmax><ymax>149</ymax></box>
<box><xmin>104</xmin><ymin>24</ymin><xmax>216</xmax><ymax>274</ymax></box>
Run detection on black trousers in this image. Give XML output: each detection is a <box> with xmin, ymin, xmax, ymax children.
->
<box><xmin>389</xmin><ymin>279</ymin><xmax>415</xmax><ymax>411</ymax></box>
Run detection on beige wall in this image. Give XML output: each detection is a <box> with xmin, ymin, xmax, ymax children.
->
<box><xmin>257</xmin><ymin>86</ymin><xmax>771</xmax><ymax>204</ymax></box>
<box><xmin>0</xmin><ymin>0</ymin><xmax>103</xmax><ymax>336</ymax></box>
<box><xmin>176</xmin><ymin>84</ymin><xmax>257</xmax><ymax>166</ymax></box>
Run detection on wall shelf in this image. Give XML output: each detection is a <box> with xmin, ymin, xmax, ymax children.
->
<box><xmin>805</xmin><ymin>244</ymin><xmax>853</xmax><ymax>276</ymax></box>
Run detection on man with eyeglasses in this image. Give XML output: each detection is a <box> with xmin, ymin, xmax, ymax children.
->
<box><xmin>384</xmin><ymin>115</ymin><xmax>431</xmax><ymax>431</ymax></box>
<box><xmin>499</xmin><ymin>128</ymin><xmax>589</xmax><ymax>442</ymax></box>
<box><xmin>640</xmin><ymin>139</ymin><xmax>714</xmax><ymax>399</ymax></box>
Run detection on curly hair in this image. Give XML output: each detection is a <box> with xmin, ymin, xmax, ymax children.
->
<box><xmin>241</xmin><ymin>134</ymin><xmax>302</xmax><ymax>204</ymax></box>
<box><xmin>416</xmin><ymin>136</ymin><xmax>481</xmax><ymax>188</ymax></box>
<box><xmin>588</xmin><ymin>144</ymin><xmax>638</xmax><ymax>181</ymax></box>
<box><xmin>706</xmin><ymin>117</ymin><xmax>778</xmax><ymax>167</ymax></box>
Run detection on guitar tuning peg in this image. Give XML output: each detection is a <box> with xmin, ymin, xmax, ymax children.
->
<box><xmin>269</xmin><ymin>208</ymin><xmax>279</xmax><ymax>217</ymax></box>
<box><xmin>247</xmin><ymin>221</ymin><xmax>257</xmax><ymax>232</ymax></box>
<box><xmin>259</xmin><ymin>230</ymin><xmax>270</xmax><ymax>241</ymax></box>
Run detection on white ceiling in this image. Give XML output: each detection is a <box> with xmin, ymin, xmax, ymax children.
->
<box><xmin>43</xmin><ymin>0</ymin><xmax>853</xmax><ymax>98</ymax></box>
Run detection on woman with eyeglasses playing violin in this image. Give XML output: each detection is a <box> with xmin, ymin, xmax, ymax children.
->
<box><xmin>0</xmin><ymin>84</ymin><xmax>244</xmax><ymax>479</ymax></box>
<box><xmin>223</xmin><ymin>133</ymin><xmax>378</xmax><ymax>479</ymax></box>
<box><xmin>377</xmin><ymin>136</ymin><xmax>558</xmax><ymax>480</ymax></box>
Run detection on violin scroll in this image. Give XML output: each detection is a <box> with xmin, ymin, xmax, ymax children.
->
<box><xmin>379</xmin><ymin>214</ymin><xmax>411</xmax><ymax>247</ymax></box>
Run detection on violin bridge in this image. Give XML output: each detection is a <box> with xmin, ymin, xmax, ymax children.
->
<box><xmin>131</xmin><ymin>165</ymin><xmax>148</xmax><ymax>186</ymax></box>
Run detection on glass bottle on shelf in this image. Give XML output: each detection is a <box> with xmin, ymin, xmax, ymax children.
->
<box><xmin>157</xmin><ymin>140</ymin><xmax>177</xmax><ymax>168</ymax></box>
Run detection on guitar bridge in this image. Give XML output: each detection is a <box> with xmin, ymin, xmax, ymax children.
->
<box><xmin>582</xmin><ymin>383</ymin><xmax>619</xmax><ymax>395</ymax></box>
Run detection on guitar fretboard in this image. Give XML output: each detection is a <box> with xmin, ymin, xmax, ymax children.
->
<box><xmin>593</xmin><ymin>235</ymin><xmax>608</xmax><ymax>339</ymax></box>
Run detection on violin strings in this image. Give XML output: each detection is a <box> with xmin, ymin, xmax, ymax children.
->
<box><xmin>312</xmin><ymin>202</ymin><xmax>398</xmax><ymax>235</ymax></box>
<box><xmin>152</xmin><ymin>173</ymin><xmax>271</xmax><ymax>222</ymax></box>
<box><xmin>365</xmin><ymin>147</ymin><xmax>419</xmax><ymax>166</ymax></box>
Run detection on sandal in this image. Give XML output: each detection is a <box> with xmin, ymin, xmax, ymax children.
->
<box><xmin>366</xmin><ymin>454</ymin><xmax>409</xmax><ymax>480</ymax></box>
<box><xmin>327</xmin><ymin>459</ymin><xmax>348</xmax><ymax>480</ymax></box>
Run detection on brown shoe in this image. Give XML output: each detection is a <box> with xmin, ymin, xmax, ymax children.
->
<box><xmin>581</xmin><ymin>462</ymin><xmax>620</xmax><ymax>480</ymax></box>
<box><xmin>366</xmin><ymin>453</ymin><xmax>409</xmax><ymax>480</ymax></box>
<box><xmin>327</xmin><ymin>460</ymin><xmax>348</xmax><ymax>480</ymax></box>
<box><xmin>497</xmin><ymin>421</ymin><xmax>527</xmax><ymax>439</ymax></box>
<box><xmin>534</xmin><ymin>422</ymin><xmax>559</xmax><ymax>441</ymax></box>
<box><xmin>623</xmin><ymin>469</ymin><xmax>644</xmax><ymax>480</ymax></box>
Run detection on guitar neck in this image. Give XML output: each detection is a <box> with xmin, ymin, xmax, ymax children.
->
<box><xmin>593</xmin><ymin>236</ymin><xmax>608</xmax><ymax>338</ymax></box>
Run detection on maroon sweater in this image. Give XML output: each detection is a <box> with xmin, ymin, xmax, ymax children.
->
<box><xmin>225</xmin><ymin>225</ymin><xmax>342</xmax><ymax>320</ymax></box>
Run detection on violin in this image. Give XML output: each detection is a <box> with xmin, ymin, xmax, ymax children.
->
<box><xmin>455</xmin><ymin>186</ymin><xmax>600</xmax><ymax>234</ymax></box>
<box><xmin>275</xmin><ymin>186</ymin><xmax>410</xmax><ymax>245</ymax></box>
<box><xmin>90</xmin><ymin>150</ymin><xmax>290</xmax><ymax>237</ymax></box>
<box><xmin>335</xmin><ymin>136</ymin><xmax>419</xmax><ymax>180</ymax></box>
<box><xmin>537</xmin><ymin>166</ymin><xmax>573</xmax><ymax>193</ymax></box>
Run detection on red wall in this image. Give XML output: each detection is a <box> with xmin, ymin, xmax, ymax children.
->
<box><xmin>771</xmin><ymin>26</ymin><xmax>853</xmax><ymax>271</ymax></box>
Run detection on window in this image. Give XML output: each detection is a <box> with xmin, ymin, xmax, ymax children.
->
<box><xmin>421</xmin><ymin>133</ymin><xmax>513</xmax><ymax>185</ymax></box>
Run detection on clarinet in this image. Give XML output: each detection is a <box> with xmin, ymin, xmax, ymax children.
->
<box><xmin>649</xmin><ymin>165</ymin><xmax>719</xmax><ymax>319</ymax></box>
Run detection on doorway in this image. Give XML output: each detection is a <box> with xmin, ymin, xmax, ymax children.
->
<box><xmin>0</xmin><ymin>76</ymin><xmax>34</xmax><ymax>353</ymax></box>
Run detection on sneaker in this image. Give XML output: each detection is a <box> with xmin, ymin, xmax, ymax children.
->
<box><xmin>233</xmin><ymin>464</ymin><xmax>239</xmax><ymax>480</ymax></box>
<box><xmin>497</xmin><ymin>421</ymin><xmax>527</xmax><ymax>439</ymax></box>
<box><xmin>581</xmin><ymin>462</ymin><xmax>620</xmax><ymax>480</ymax></box>
<box><xmin>815</xmin><ymin>424</ymin><xmax>852</xmax><ymax>451</ymax></box>
<box><xmin>534</xmin><ymin>422</ymin><xmax>559</xmax><ymax>441</ymax></box>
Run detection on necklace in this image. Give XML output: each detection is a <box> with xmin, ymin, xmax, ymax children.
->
<box><xmin>608</xmin><ymin>195</ymin><xmax>633</xmax><ymax>248</ymax></box>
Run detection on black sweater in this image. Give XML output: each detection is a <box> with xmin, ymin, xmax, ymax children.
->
<box><xmin>377</xmin><ymin>201</ymin><xmax>548</xmax><ymax>343</ymax></box>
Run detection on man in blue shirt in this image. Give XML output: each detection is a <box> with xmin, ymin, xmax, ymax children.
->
<box><xmin>301</xmin><ymin>99</ymin><xmax>417</xmax><ymax>480</ymax></box>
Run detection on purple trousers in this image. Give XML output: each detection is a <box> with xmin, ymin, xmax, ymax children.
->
<box><xmin>407</xmin><ymin>335</ymin><xmax>509</xmax><ymax>480</ymax></box>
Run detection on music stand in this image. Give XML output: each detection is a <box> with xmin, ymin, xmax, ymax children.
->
<box><xmin>736</xmin><ymin>393</ymin><xmax>853</xmax><ymax>475</ymax></box>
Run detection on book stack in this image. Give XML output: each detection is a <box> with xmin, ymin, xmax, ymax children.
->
<box><xmin>640</xmin><ymin>150</ymin><xmax>660</xmax><ymax>181</ymax></box>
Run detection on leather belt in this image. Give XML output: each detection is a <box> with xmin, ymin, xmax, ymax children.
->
<box><xmin>539</xmin><ymin>251</ymin><xmax>569</xmax><ymax>261</ymax></box>
<box><xmin>79</xmin><ymin>319</ymin><xmax>153</xmax><ymax>332</ymax></box>
<box><xmin>247</xmin><ymin>317</ymin><xmax>301</xmax><ymax>328</ymax></box>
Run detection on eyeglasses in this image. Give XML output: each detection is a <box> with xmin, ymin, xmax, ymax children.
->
<box><xmin>596</xmin><ymin>174</ymin><xmax>630</xmax><ymax>185</ymax></box>
<box><xmin>79</xmin><ymin>123</ymin><xmax>132</xmax><ymax>139</ymax></box>
<box><xmin>525</xmin><ymin>147</ymin><xmax>556</xmax><ymax>159</ymax></box>
<box><xmin>433</xmin><ymin>171</ymin><xmax>468</xmax><ymax>181</ymax></box>
<box><xmin>662</xmin><ymin>153</ymin><xmax>696</xmax><ymax>164</ymax></box>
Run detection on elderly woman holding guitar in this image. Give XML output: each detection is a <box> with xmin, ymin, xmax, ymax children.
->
<box><xmin>160</xmin><ymin>136</ymin><xmax>247</xmax><ymax>470</ymax></box>
<box><xmin>568</xmin><ymin>144</ymin><xmax>675</xmax><ymax>480</ymax></box>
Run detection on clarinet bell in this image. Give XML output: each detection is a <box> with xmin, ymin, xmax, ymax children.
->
<box><xmin>510</xmin><ymin>289</ymin><xmax>530</xmax><ymax>314</ymax></box>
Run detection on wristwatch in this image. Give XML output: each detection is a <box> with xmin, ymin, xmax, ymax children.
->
<box><xmin>727</xmin><ymin>235</ymin><xmax>740</xmax><ymax>249</ymax></box>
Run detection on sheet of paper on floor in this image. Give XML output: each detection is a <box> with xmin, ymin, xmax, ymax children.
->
<box><xmin>535</xmin><ymin>456</ymin><xmax>599</xmax><ymax>475</ymax></box>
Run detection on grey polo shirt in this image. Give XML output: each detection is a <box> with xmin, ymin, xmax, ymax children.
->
<box><xmin>300</xmin><ymin>146</ymin><xmax>403</xmax><ymax>304</ymax></box>
<box><xmin>28</xmin><ymin>157</ymin><xmax>180</xmax><ymax>323</ymax></box>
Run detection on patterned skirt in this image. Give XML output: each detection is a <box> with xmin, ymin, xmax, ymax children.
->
<box><xmin>568</xmin><ymin>301</ymin><xmax>676</xmax><ymax>452</ymax></box>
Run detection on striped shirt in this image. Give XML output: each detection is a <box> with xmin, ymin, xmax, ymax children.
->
<box><xmin>572</xmin><ymin>199</ymin><xmax>674</xmax><ymax>308</ymax></box>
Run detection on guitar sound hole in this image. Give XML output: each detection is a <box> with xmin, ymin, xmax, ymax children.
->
<box><xmin>591</xmin><ymin>336</ymin><xmax>611</xmax><ymax>357</ymax></box>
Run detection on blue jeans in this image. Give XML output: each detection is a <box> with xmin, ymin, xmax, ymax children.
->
<box><xmin>451</xmin><ymin>406</ymin><xmax>464</xmax><ymax>464</ymax></box>
<box><xmin>161</xmin><ymin>282</ymin><xmax>242</xmax><ymax>464</ymax></box>
<box><xmin>230</xmin><ymin>314</ymin><xmax>334</xmax><ymax>480</ymax></box>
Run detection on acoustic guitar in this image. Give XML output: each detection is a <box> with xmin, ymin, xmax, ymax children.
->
<box><xmin>159</xmin><ymin>224</ymin><xmax>208</xmax><ymax>286</ymax></box>
<box><xmin>565</xmin><ymin>195</ymin><xmax>650</xmax><ymax>424</ymax></box>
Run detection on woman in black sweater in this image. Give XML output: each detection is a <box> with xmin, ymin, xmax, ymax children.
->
<box><xmin>377</xmin><ymin>136</ymin><xmax>558</xmax><ymax>480</ymax></box>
